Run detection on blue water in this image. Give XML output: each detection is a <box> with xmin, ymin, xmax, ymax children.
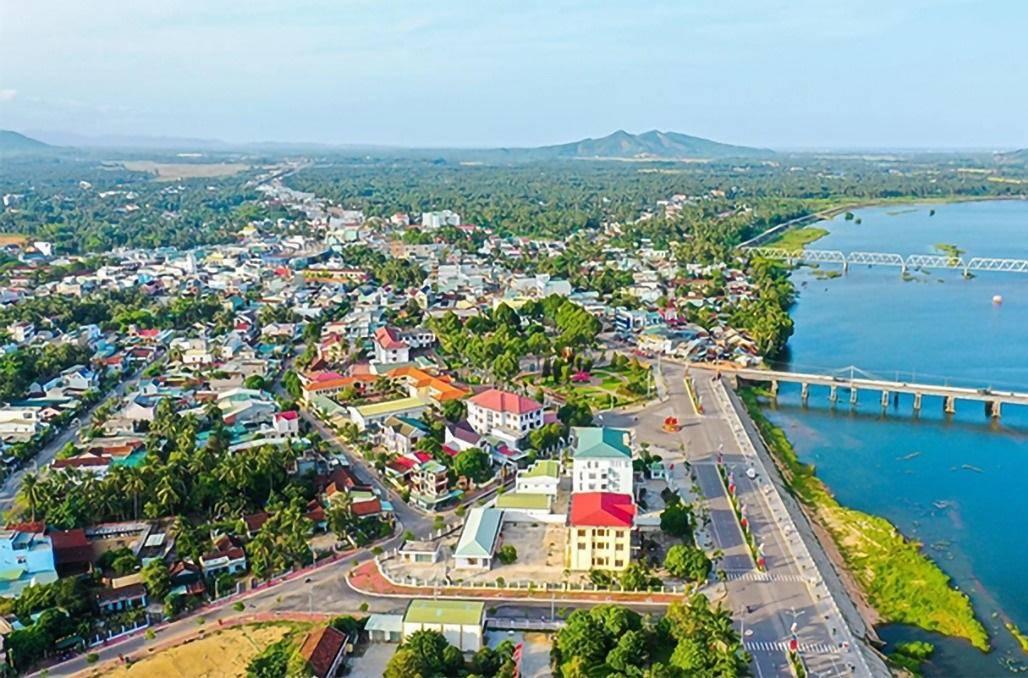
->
<box><xmin>763</xmin><ymin>200</ymin><xmax>1028</xmax><ymax>676</ymax></box>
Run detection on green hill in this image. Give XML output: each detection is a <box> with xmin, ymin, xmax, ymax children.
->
<box><xmin>0</xmin><ymin>130</ymin><xmax>52</xmax><ymax>154</ymax></box>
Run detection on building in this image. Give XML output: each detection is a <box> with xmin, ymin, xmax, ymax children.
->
<box><xmin>410</xmin><ymin>460</ymin><xmax>452</xmax><ymax>510</ymax></box>
<box><xmin>199</xmin><ymin>535</ymin><xmax>248</xmax><ymax>578</ymax></box>
<box><xmin>571</xmin><ymin>427</ymin><xmax>633</xmax><ymax>495</ymax></box>
<box><xmin>453</xmin><ymin>507</ymin><xmax>502</xmax><ymax>570</ymax></box>
<box><xmin>347</xmin><ymin>396</ymin><xmax>431</xmax><ymax>432</ymax></box>
<box><xmin>566</xmin><ymin>492</ymin><xmax>636</xmax><ymax>572</ymax></box>
<box><xmin>402</xmin><ymin>599</ymin><xmax>484</xmax><ymax>652</ymax></box>
<box><xmin>0</xmin><ymin>528</ymin><xmax>58</xmax><ymax>597</ymax></box>
<box><xmin>516</xmin><ymin>459</ymin><xmax>561</xmax><ymax>496</ymax></box>
<box><xmin>421</xmin><ymin>210</ymin><xmax>461</xmax><ymax>229</ymax></box>
<box><xmin>372</xmin><ymin>327</ymin><xmax>410</xmax><ymax>364</ymax></box>
<box><xmin>365</xmin><ymin>613</ymin><xmax>404</xmax><ymax>643</ymax></box>
<box><xmin>0</xmin><ymin>407</ymin><xmax>41</xmax><ymax>441</ymax></box>
<box><xmin>298</xmin><ymin>625</ymin><xmax>349</xmax><ymax>678</ymax></box>
<box><xmin>272</xmin><ymin>410</ymin><xmax>301</xmax><ymax>436</ymax></box>
<box><xmin>466</xmin><ymin>388</ymin><xmax>543</xmax><ymax>448</ymax></box>
<box><xmin>381</xmin><ymin>416</ymin><xmax>430</xmax><ymax>456</ymax></box>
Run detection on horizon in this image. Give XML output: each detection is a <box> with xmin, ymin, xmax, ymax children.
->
<box><xmin>2</xmin><ymin>1</ymin><xmax>1028</xmax><ymax>149</ymax></box>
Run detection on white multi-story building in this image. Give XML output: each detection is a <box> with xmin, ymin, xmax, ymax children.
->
<box><xmin>466</xmin><ymin>388</ymin><xmax>543</xmax><ymax>448</ymax></box>
<box><xmin>421</xmin><ymin>210</ymin><xmax>461</xmax><ymax>229</ymax></box>
<box><xmin>570</xmin><ymin>427</ymin><xmax>633</xmax><ymax>495</ymax></box>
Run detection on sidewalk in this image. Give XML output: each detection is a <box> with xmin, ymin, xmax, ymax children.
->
<box><xmin>347</xmin><ymin>560</ymin><xmax>692</xmax><ymax>607</ymax></box>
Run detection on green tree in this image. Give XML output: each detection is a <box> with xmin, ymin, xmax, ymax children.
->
<box><xmin>663</xmin><ymin>544</ymin><xmax>712</xmax><ymax>582</ymax></box>
<box><xmin>452</xmin><ymin>447</ymin><xmax>493</xmax><ymax>485</ymax></box>
<box><xmin>141</xmin><ymin>560</ymin><xmax>171</xmax><ymax>600</ymax></box>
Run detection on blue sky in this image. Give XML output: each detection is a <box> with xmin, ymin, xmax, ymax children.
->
<box><xmin>1</xmin><ymin>0</ymin><xmax>1025</xmax><ymax>149</ymax></box>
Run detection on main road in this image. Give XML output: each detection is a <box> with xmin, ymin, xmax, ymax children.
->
<box><xmin>597</xmin><ymin>358</ymin><xmax>888</xmax><ymax>677</ymax></box>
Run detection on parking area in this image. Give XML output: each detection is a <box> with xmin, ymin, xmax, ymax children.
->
<box><xmin>346</xmin><ymin>642</ymin><xmax>396</xmax><ymax>677</ymax></box>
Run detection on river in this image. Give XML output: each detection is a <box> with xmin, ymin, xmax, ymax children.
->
<box><xmin>764</xmin><ymin>199</ymin><xmax>1028</xmax><ymax>676</ymax></box>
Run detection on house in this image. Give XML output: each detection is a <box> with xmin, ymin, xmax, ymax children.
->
<box><xmin>49</xmin><ymin>528</ymin><xmax>93</xmax><ymax>576</ymax></box>
<box><xmin>199</xmin><ymin>535</ymin><xmax>247</xmax><ymax>577</ymax></box>
<box><xmin>0</xmin><ymin>528</ymin><xmax>58</xmax><ymax>597</ymax></box>
<box><xmin>398</xmin><ymin>539</ymin><xmax>443</xmax><ymax>564</ymax></box>
<box><xmin>381</xmin><ymin>416</ymin><xmax>430</xmax><ymax>456</ymax></box>
<box><xmin>402</xmin><ymin>599</ymin><xmax>484</xmax><ymax>652</ymax></box>
<box><xmin>566</xmin><ymin>492</ymin><xmax>636</xmax><ymax>572</ymax></box>
<box><xmin>272</xmin><ymin>410</ymin><xmax>301</xmax><ymax>436</ymax></box>
<box><xmin>466</xmin><ymin>388</ymin><xmax>543</xmax><ymax>448</ymax></box>
<box><xmin>7</xmin><ymin>321</ymin><xmax>34</xmax><ymax>344</ymax></box>
<box><xmin>516</xmin><ymin>459</ymin><xmax>561</xmax><ymax>496</ymax></box>
<box><xmin>409</xmin><ymin>460</ymin><xmax>453</xmax><ymax>510</ymax></box>
<box><xmin>453</xmin><ymin>508</ymin><xmax>502</xmax><ymax>570</ymax></box>
<box><xmin>372</xmin><ymin>326</ymin><xmax>410</xmax><ymax>364</ymax></box>
<box><xmin>0</xmin><ymin>407</ymin><xmax>40</xmax><ymax>441</ymax></box>
<box><xmin>60</xmin><ymin>365</ymin><xmax>99</xmax><ymax>392</ymax></box>
<box><xmin>298</xmin><ymin>625</ymin><xmax>349</xmax><ymax>678</ymax></box>
<box><xmin>97</xmin><ymin>582</ymin><xmax>148</xmax><ymax>614</ymax></box>
<box><xmin>571</xmin><ymin>427</ymin><xmax>634</xmax><ymax>495</ymax></box>
<box><xmin>493</xmin><ymin>492</ymin><xmax>553</xmax><ymax>521</ymax></box>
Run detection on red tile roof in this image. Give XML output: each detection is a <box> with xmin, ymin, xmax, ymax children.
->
<box><xmin>274</xmin><ymin>410</ymin><xmax>300</xmax><ymax>421</ymax></box>
<box><xmin>374</xmin><ymin>326</ymin><xmax>408</xmax><ymax>350</ymax></box>
<box><xmin>299</xmin><ymin>626</ymin><xmax>347</xmax><ymax>678</ymax></box>
<box><xmin>569</xmin><ymin>492</ymin><xmax>636</xmax><ymax>528</ymax></box>
<box><xmin>468</xmin><ymin>388</ymin><xmax>542</xmax><ymax>415</ymax></box>
<box><xmin>351</xmin><ymin>498</ymin><xmax>382</xmax><ymax>517</ymax></box>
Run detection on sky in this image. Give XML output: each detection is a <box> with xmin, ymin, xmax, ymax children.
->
<box><xmin>1</xmin><ymin>0</ymin><xmax>1026</xmax><ymax>150</ymax></box>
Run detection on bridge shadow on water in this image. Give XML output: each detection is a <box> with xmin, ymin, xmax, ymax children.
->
<box><xmin>762</xmin><ymin>393</ymin><xmax>1028</xmax><ymax>440</ymax></box>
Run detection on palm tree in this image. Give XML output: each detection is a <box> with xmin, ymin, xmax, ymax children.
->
<box><xmin>155</xmin><ymin>476</ymin><xmax>180</xmax><ymax>514</ymax></box>
<box><xmin>21</xmin><ymin>472</ymin><xmax>41</xmax><ymax>523</ymax></box>
<box><xmin>123</xmin><ymin>468</ymin><xmax>147</xmax><ymax>520</ymax></box>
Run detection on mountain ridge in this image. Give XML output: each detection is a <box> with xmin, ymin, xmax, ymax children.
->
<box><xmin>0</xmin><ymin>130</ymin><xmax>52</xmax><ymax>154</ymax></box>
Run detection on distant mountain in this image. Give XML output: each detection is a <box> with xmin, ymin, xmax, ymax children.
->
<box><xmin>0</xmin><ymin>130</ymin><xmax>52</xmax><ymax>154</ymax></box>
<box><xmin>996</xmin><ymin>148</ymin><xmax>1028</xmax><ymax>164</ymax></box>
<box><xmin>524</xmin><ymin>129</ymin><xmax>775</xmax><ymax>160</ymax></box>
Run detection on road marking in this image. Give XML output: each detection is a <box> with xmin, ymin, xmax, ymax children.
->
<box><xmin>745</xmin><ymin>640</ymin><xmax>840</xmax><ymax>655</ymax></box>
<box><xmin>726</xmin><ymin>571</ymin><xmax>810</xmax><ymax>583</ymax></box>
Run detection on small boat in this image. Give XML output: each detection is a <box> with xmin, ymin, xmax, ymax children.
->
<box><xmin>993</xmin><ymin>294</ymin><xmax>1003</xmax><ymax>305</ymax></box>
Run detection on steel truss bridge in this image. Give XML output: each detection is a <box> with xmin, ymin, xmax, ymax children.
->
<box><xmin>741</xmin><ymin>247</ymin><xmax>1028</xmax><ymax>276</ymax></box>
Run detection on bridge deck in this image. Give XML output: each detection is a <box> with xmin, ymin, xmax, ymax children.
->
<box><xmin>733</xmin><ymin>368</ymin><xmax>1028</xmax><ymax>406</ymax></box>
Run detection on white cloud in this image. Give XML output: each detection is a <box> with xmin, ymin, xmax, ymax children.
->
<box><xmin>0</xmin><ymin>89</ymin><xmax>16</xmax><ymax>102</ymax></box>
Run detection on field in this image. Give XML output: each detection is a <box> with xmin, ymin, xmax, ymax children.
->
<box><xmin>739</xmin><ymin>388</ymin><xmax>990</xmax><ymax>652</ymax></box>
<box><xmin>99</xmin><ymin>622</ymin><xmax>309</xmax><ymax>677</ymax></box>
<box><xmin>116</xmin><ymin>161</ymin><xmax>251</xmax><ymax>181</ymax></box>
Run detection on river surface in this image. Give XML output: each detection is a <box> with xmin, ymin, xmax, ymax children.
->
<box><xmin>764</xmin><ymin>200</ymin><xmax>1028</xmax><ymax>676</ymax></box>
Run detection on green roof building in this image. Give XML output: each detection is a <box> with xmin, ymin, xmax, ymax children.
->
<box><xmin>571</xmin><ymin>426</ymin><xmax>632</xmax><ymax>458</ymax></box>
<box><xmin>453</xmin><ymin>507</ymin><xmax>503</xmax><ymax>570</ymax></box>
<box><xmin>402</xmin><ymin>599</ymin><xmax>485</xmax><ymax>651</ymax></box>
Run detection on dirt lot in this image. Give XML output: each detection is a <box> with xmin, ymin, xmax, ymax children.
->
<box><xmin>117</xmin><ymin>161</ymin><xmax>250</xmax><ymax>181</ymax></box>
<box><xmin>99</xmin><ymin>622</ymin><xmax>308</xmax><ymax>677</ymax></box>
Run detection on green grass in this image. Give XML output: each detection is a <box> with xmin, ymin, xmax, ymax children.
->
<box><xmin>739</xmin><ymin>388</ymin><xmax>990</xmax><ymax>652</ymax></box>
<box><xmin>767</xmin><ymin>226</ymin><xmax>830</xmax><ymax>253</ymax></box>
<box><xmin>1006</xmin><ymin>622</ymin><xmax>1028</xmax><ymax>653</ymax></box>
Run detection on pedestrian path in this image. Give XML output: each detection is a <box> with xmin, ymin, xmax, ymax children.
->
<box><xmin>745</xmin><ymin>640</ymin><xmax>840</xmax><ymax>655</ymax></box>
<box><xmin>725</xmin><ymin>570</ymin><xmax>810</xmax><ymax>583</ymax></box>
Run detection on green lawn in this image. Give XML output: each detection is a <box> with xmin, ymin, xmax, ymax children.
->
<box><xmin>767</xmin><ymin>226</ymin><xmax>830</xmax><ymax>252</ymax></box>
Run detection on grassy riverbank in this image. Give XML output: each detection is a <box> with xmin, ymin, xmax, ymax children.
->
<box><xmin>738</xmin><ymin>388</ymin><xmax>990</xmax><ymax>652</ymax></box>
<box><xmin>767</xmin><ymin>226</ymin><xmax>829</xmax><ymax>252</ymax></box>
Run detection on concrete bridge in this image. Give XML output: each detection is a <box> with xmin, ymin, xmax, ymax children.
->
<box><xmin>741</xmin><ymin>247</ymin><xmax>1028</xmax><ymax>277</ymax></box>
<box><xmin>731</xmin><ymin>367</ymin><xmax>1028</xmax><ymax>418</ymax></box>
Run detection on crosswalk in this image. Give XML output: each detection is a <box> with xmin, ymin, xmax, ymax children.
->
<box><xmin>725</xmin><ymin>570</ymin><xmax>810</xmax><ymax>583</ymax></box>
<box><xmin>745</xmin><ymin>640</ymin><xmax>840</xmax><ymax>655</ymax></box>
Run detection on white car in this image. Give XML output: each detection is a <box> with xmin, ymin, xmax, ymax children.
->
<box><xmin>745</xmin><ymin>467</ymin><xmax>757</xmax><ymax>480</ymax></box>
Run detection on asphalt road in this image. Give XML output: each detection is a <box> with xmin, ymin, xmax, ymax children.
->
<box><xmin>0</xmin><ymin>354</ymin><xmax>163</xmax><ymax>514</ymax></box>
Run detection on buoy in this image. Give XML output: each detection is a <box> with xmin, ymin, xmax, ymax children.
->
<box><xmin>993</xmin><ymin>295</ymin><xmax>1003</xmax><ymax>305</ymax></box>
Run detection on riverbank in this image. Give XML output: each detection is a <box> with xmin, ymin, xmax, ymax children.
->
<box><xmin>737</xmin><ymin>387</ymin><xmax>990</xmax><ymax>652</ymax></box>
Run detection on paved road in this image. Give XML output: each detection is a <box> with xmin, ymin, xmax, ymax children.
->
<box><xmin>0</xmin><ymin>354</ymin><xmax>163</xmax><ymax>514</ymax></box>
<box><xmin>598</xmin><ymin>360</ymin><xmax>885</xmax><ymax>677</ymax></box>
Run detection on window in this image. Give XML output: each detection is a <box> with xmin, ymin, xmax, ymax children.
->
<box><xmin>614</xmin><ymin>559</ymin><xmax>624</xmax><ymax>568</ymax></box>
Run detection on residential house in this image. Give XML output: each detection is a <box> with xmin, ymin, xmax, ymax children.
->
<box><xmin>97</xmin><ymin>583</ymin><xmax>148</xmax><ymax>614</ymax></box>
<box><xmin>0</xmin><ymin>528</ymin><xmax>58</xmax><ymax>597</ymax></box>
<box><xmin>199</xmin><ymin>535</ymin><xmax>247</xmax><ymax>578</ymax></box>
<box><xmin>515</xmin><ymin>459</ymin><xmax>561</xmax><ymax>496</ymax></box>
<box><xmin>381</xmin><ymin>416</ymin><xmax>430</xmax><ymax>456</ymax></box>
<box><xmin>299</xmin><ymin>626</ymin><xmax>349</xmax><ymax>678</ymax></box>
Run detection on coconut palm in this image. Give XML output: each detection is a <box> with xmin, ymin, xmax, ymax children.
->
<box><xmin>20</xmin><ymin>472</ymin><xmax>42</xmax><ymax>523</ymax></box>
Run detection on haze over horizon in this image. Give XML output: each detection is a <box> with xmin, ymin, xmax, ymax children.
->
<box><xmin>2</xmin><ymin>0</ymin><xmax>1027</xmax><ymax>151</ymax></box>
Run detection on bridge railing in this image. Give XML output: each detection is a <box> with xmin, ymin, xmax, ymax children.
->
<box><xmin>740</xmin><ymin>247</ymin><xmax>1028</xmax><ymax>275</ymax></box>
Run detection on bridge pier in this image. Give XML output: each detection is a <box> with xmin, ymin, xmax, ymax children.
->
<box><xmin>990</xmin><ymin>401</ymin><xmax>1002</xmax><ymax>419</ymax></box>
<box><xmin>770</xmin><ymin>379</ymin><xmax>779</xmax><ymax>398</ymax></box>
<box><xmin>913</xmin><ymin>392</ymin><xmax>922</xmax><ymax>413</ymax></box>
<box><xmin>800</xmin><ymin>383</ymin><xmax>809</xmax><ymax>403</ymax></box>
<box><xmin>944</xmin><ymin>395</ymin><xmax>956</xmax><ymax>414</ymax></box>
<box><xmin>849</xmin><ymin>388</ymin><xmax>858</xmax><ymax>406</ymax></box>
<box><xmin>829</xmin><ymin>385</ymin><xmax>838</xmax><ymax>405</ymax></box>
<box><xmin>881</xmin><ymin>390</ymin><xmax>889</xmax><ymax>409</ymax></box>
